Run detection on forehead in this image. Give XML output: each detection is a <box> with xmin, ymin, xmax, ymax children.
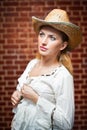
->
<box><xmin>40</xmin><ymin>25</ymin><xmax>61</xmax><ymax>35</ymax></box>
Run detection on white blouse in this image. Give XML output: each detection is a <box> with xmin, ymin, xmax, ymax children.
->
<box><xmin>11</xmin><ymin>58</ymin><xmax>75</xmax><ymax>130</ymax></box>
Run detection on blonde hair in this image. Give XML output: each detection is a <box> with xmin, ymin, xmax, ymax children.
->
<box><xmin>59</xmin><ymin>52</ymin><xmax>73</xmax><ymax>75</ymax></box>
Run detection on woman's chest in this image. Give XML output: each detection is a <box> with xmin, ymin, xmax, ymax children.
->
<box><xmin>26</xmin><ymin>76</ymin><xmax>56</xmax><ymax>103</ymax></box>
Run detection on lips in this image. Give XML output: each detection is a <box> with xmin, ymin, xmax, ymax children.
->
<box><xmin>40</xmin><ymin>46</ymin><xmax>48</xmax><ymax>51</ymax></box>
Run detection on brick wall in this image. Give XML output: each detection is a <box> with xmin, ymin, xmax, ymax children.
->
<box><xmin>0</xmin><ymin>0</ymin><xmax>87</xmax><ymax>130</ymax></box>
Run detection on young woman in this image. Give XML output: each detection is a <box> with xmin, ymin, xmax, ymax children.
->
<box><xmin>11</xmin><ymin>9</ymin><xmax>82</xmax><ymax>130</ymax></box>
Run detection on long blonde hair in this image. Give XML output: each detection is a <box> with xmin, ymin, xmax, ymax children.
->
<box><xmin>59</xmin><ymin>52</ymin><xmax>73</xmax><ymax>75</ymax></box>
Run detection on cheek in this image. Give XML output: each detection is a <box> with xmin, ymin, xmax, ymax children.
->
<box><xmin>49</xmin><ymin>45</ymin><xmax>60</xmax><ymax>55</ymax></box>
<box><xmin>54</xmin><ymin>40</ymin><xmax>63</xmax><ymax>50</ymax></box>
<box><xmin>50</xmin><ymin>43</ymin><xmax>62</xmax><ymax>55</ymax></box>
<box><xmin>37</xmin><ymin>37</ymin><xmax>41</xmax><ymax>45</ymax></box>
<box><xmin>52</xmin><ymin>42</ymin><xmax>62</xmax><ymax>50</ymax></box>
<box><xmin>37</xmin><ymin>36</ymin><xmax>40</xmax><ymax>42</ymax></box>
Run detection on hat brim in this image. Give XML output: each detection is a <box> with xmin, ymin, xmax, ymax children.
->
<box><xmin>32</xmin><ymin>16</ymin><xmax>82</xmax><ymax>51</ymax></box>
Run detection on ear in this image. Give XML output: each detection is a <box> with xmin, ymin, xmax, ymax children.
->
<box><xmin>60</xmin><ymin>42</ymin><xmax>68</xmax><ymax>51</ymax></box>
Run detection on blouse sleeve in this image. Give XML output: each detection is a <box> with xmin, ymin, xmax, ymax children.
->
<box><xmin>36</xmin><ymin>69</ymin><xmax>75</xmax><ymax>130</ymax></box>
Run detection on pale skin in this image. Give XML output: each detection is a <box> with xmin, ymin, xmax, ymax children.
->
<box><xmin>11</xmin><ymin>26</ymin><xmax>68</xmax><ymax>107</ymax></box>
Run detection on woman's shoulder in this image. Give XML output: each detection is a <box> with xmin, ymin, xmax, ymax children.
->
<box><xmin>27</xmin><ymin>58</ymin><xmax>39</xmax><ymax>67</ymax></box>
<box><xmin>55</xmin><ymin>64</ymin><xmax>73</xmax><ymax>78</ymax></box>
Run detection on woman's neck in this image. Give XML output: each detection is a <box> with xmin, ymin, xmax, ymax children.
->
<box><xmin>38</xmin><ymin>56</ymin><xmax>59</xmax><ymax>68</ymax></box>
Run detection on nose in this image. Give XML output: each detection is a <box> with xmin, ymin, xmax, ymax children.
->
<box><xmin>42</xmin><ymin>36</ymin><xmax>48</xmax><ymax>45</ymax></box>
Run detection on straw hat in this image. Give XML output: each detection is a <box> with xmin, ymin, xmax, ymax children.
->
<box><xmin>32</xmin><ymin>9</ymin><xmax>82</xmax><ymax>51</ymax></box>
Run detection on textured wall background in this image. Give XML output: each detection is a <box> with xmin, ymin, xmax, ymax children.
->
<box><xmin>0</xmin><ymin>0</ymin><xmax>87</xmax><ymax>130</ymax></box>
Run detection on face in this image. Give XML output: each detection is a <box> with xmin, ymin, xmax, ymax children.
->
<box><xmin>38</xmin><ymin>26</ymin><xmax>68</xmax><ymax>58</ymax></box>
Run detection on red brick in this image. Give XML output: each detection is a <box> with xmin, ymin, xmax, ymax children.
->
<box><xmin>7</xmin><ymin>7</ymin><xmax>15</xmax><ymax>12</ymax></box>
<box><xmin>16</xmin><ymin>39</ymin><xmax>26</xmax><ymax>44</ymax></box>
<box><xmin>3</xmin><ymin>12</ymin><xmax>18</xmax><ymax>17</ymax></box>
<box><xmin>7</xmin><ymin>39</ymin><xmax>14</xmax><ymax>44</ymax></box>
<box><xmin>3</xmin><ymin>44</ymin><xmax>18</xmax><ymax>49</ymax></box>
<box><xmin>69</xmin><ymin>6</ymin><xmax>83</xmax><ymax>10</ymax></box>
<box><xmin>16</xmin><ymin>7</ymin><xmax>31</xmax><ymax>11</ymax></box>
<box><xmin>14</xmin><ymin>17</ymin><xmax>29</xmax><ymax>22</ymax></box>
<box><xmin>3</xmin><ymin>23</ymin><xmax>18</xmax><ymax>28</ymax></box>
<box><xmin>6</xmin><ymin>28</ymin><xmax>16</xmax><ymax>33</ymax></box>
<box><xmin>30</xmin><ymin>1</ymin><xmax>45</xmax><ymax>6</ymax></box>
<box><xmin>0</xmin><ymin>29</ymin><xmax>5</xmax><ymax>33</ymax></box>
<box><xmin>20</xmin><ymin>2</ymin><xmax>29</xmax><ymax>6</ymax></box>
<box><xmin>3</xmin><ymin>65</ymin><xmax>18</xmax><ymax>70</ymax></box>
<box><xmin>3</xmin><ymin>1</ymin><xmax>18</xmax><ymax>6</ymax></box>
<box><xmin>0</xmin><ymin>7</ymin><xmax>6</xmax><ymax>12</ymax></box>
<box><xmin>3</xmin><ymin>55</ymin><xmax>17</xmax><ymax>59</ymax></box>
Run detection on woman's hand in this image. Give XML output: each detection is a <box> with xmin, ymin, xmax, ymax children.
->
<box><xmin>21</xmin><ymin>84</ymin><xmax>39</xmax><ymax>104</ymax></box>
<box><xmin>11</xmin><ymin>90</ymin><xmax>22</xmax><ymax>107</ymax></box>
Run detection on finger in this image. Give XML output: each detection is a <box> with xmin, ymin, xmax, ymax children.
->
<box><xmin>11</xmin><ymin>98</ymin><xmax>18</xmax><ymax>106</ymax></box>
<box><xmin>23</xmin><ymin>84</ymin><xmax>28</xmax><ymax>89</ymax></box>
<box><xmin>21</xmin><ymin>86</ymin><xmax>25</xmax><ymax>94</ymax></box>
<box><xmin>11</xmin><ymin>95</ymin><xmax>20</xmax><ymax>102</ymax></box>
<box><xmin>11</xmin><ymin>96</ymin><xmax>20</xmax><ymax>105</ymax></box>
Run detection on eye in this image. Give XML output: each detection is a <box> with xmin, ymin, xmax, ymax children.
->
<box><xmin>50</xmin><ymin>35</ymin><xmax>56</xmax><ymax>41</ymax></box>
<box><xmin>39</xmin><ymin>31</ymin><xmax>45</xmax><ymax>38</ymax></box>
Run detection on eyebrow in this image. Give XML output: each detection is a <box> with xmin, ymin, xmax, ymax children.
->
<box><xmin>40</xmin><ymin>30</ymin><xmax>57</xmax><ymax>37</ymax></box>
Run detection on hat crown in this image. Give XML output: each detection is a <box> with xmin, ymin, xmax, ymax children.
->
<box><xmin>45</xmin><ymin>9</ymin><xmax>69</xmax><ymax>22</ymax></box>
